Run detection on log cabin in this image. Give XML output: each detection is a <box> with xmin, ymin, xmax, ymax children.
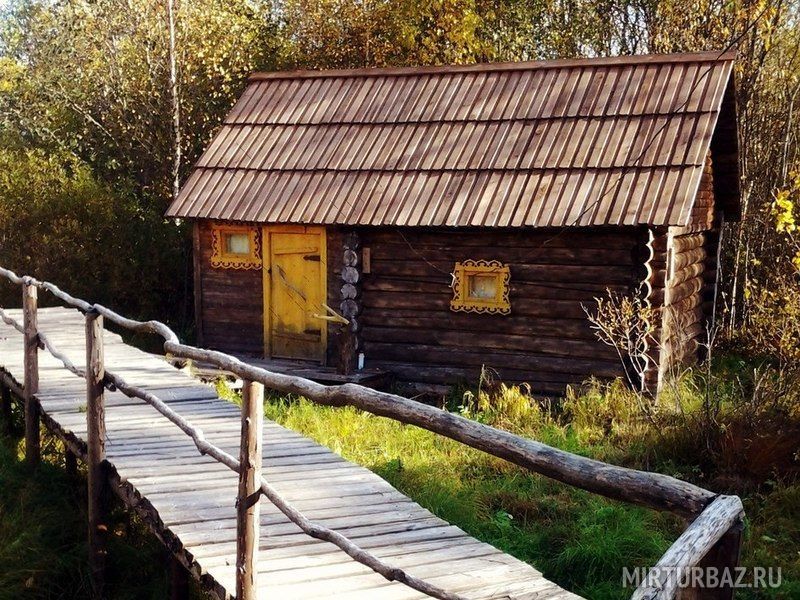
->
<box><xmin>166</xmin><ymin>51</ymin><xmax>740</xmax><ymax>396</ymax></box>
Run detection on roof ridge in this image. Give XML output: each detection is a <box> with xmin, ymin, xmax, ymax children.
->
<box><xmin>249</xmin><ymin>51</ymin><xmax>735</xmax><ymax>81</ymax></box>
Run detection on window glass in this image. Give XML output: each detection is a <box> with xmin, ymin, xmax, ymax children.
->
<box><xmin>468</xmin><ymin>274</ymin><xmax>497</xmax><ymax>299</ymax></box>
<box><xmin>225</xmin><ymin>233</ymin><xmax>251</xmax><ymax>255</ymax></box>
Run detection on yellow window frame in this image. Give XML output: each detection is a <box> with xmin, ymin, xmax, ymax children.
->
<box><xmin>450</xmin><ymin>260</ymin><xmax>511</xmax><ymax>315</ymax></box>
<box><xmin>210</xmin><ymin>224</ymin><xmax>262</xmax><ymax>270</ymax></box>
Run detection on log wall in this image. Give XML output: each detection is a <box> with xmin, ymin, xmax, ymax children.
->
<box><xmin>196</xmin><ymin>220</ymin><xmax>264</xmax><ymax>356</ymax></box>
<box><xmin>661</xmin><ymin>230</ymin><xmax>707</xmax><ymax>372</ymax></box>
<box><xmin>649</xmin><ymin>153</ymin><xmax>719</xmax><ymax>386</ymax></box>
<box><xmin>356</xmin><ymin>227</ymin><xmax>640</xmax><ymax>394</ymax></box>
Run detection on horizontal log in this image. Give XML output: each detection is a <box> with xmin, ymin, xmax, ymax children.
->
<box><xmin>666</xmin><ymin>278</ymin><xmax>703</xmax><ymax>306</ymax></box>
<box><xmin>203</xmin><ymin>340</ymin><xmax>263</xmax><ymax>355</ymax></box>
<box><xmin>662</xmin><ymin>335</ymin><xmax>701</xmax><ymax>364</ymax></box>
<box><xmin>202</xmin><ymin>297</ymin><xmax>262</xmax><ymax>310</ymax></box>
<box><xmin>203</xmin><ymin>321</ymin><xmax>262</xmax><ymax>341</ymax></box>
<box><xmin>364</xmin><ymin>341</ymin><xmax>623</xmax><ymax>377</ymax></box>
<box><xmin>372</xmin><ymin>360</ymin><xmax>593</xmax><ymax>385</ymax></box>
<box><xmin>661</xmin><ymin>333</ymin><xmax>704</xmax><ymax>365</ymax></box>
<box><xmin>361</xmin><ymin>326</ymin><xmax>615</xmax><ymax>360</ymax></box>
<box><xmin>663</xmin><ymin>319</ymin><xmax>704</xmax><ymax>343</ymax></box>
<box><xmin>671</xmin><ymin>247</ymin><xmax>707</xmax><ymax>271</ymax></box>
<box><xmin>167</xmin><ymin>341</ymin><xmax>718</xmax><ymax>517</ymax></box>
<box><xmin>366</xmin><ymin>242</ymin><xmax>635</xmax><ymax>266</ymax></box>
<box><xmin>668</xmin><ymin>262</ymin><xmax>704</xmax><ymax>288</ymax></box>
<box><xmin>663</xmin><ymin>295</ymin><xmax>703</xmax><ymax>321</ymax></box>
<box><xmin>363</xmin><ymin>228</ymin><xmax>638</xmax><ymax>251</ymax></box>
<box><xmin>362</xmin><ymin>291</ymin><xmax>591</xmax><ymax>319</ymax></box>
<box><xmin>372</xmin><ymin>361</ymin><xmax>583</xmax><ymax>394</ymax></box>
<box><xmin>369</xmin><ymin>260</ymin><xmax>635</xmax><ymax>285</ymax></box>
<box><xmin>340</xmin><ymin>299</ymin><xmax>360</xmax><ymax>318</ymax></box>
<box><xmin>361</xmin><ymin>277</ymin><xmax>628</xmax><ymax>301</ymax></box>
<box><xmin>343</xmin><ymin>231</ymin><xmax>360</xmax><ymax>250</ymax></box>
<box><xmin>648</xmin><ymin>268</ymin><xmax>667</xmax><ymax>288</ymax></box>
<box><xmin>201</xmin><ymin>269</ymin><xmax>262</xmax><ymax>284</ymax></box>
<box><xmin>662</xmin><ymin>313</ymin><xmax>704</xmax><ymax>342</ymax></box>
<box><xmin>360</xmin><ymin>309</ymin><xmax>597</xmax><ymax>340</ymax></box>
<box><xmin>669</xmin><ymin>234</ymin><xmax>705</xmax><ymax>253</ymax></box>
<box><xmin>343</xmin><ymin>249</ymin><xmax>359</xmax><ymax>267</ymax></box>
<box><xmin>342</xmin><ymin>266</ymin><xmax>360</xmax><ymax>285</ymax></box>
<box><xmin>202</xmin><ymin>317</ymin><xmax>263</xmax><ymax>332</ymax></box>
<box><xmin>341</xmin><ymin>283</ymin><xmax>358</xmax><ymax>300</ymax></box>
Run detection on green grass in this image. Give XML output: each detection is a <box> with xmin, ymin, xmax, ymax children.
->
<box><xmin>0</xmin><ymin>409</ymin><xmax>208</xmax><ymax>600</ymax></box>
<box><xmin>0</xmin><ymin>433</ymin><xmax>90</xmax><ymax>599</ymax></box>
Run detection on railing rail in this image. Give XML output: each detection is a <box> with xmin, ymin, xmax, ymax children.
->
<box><xmin>0</xmin><ymin>265</ymin><xmax>745</xmax><ymax>600</ymax></box>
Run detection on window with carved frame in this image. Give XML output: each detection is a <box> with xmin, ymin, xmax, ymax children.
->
<box><xmin>450</xmin><ymin>260</ymin><xmax>511</xmax><ymax>314</ymax></box>
<box><xmin>210</xmin><ymin>224</ymin><xmax>262</xmax><ymax>270</ymax></box>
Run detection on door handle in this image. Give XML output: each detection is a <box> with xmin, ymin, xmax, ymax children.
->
<box><xmin>311</xmin><ymin>303</ymin><xmax>349</xmax><ymax>325</ymax></box>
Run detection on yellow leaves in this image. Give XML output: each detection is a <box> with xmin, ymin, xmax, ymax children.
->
<box><xmin>774</xmin><ymin>190</ymin><xmax>796</xmax><ymax>233</ymax></box>
<box><xmin>773</xmin><ymin>173</ymin><xmax>800</xmax><ymax>233</ymax></box>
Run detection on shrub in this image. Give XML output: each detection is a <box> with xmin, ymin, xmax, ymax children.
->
<box><xmin>737</xmin><ymin>276</ymin><xmax>800</xmax><ymax>366</ymax></box>
<box><xmin>0</xmin><ymin>149</ymin><xmax>190</xmax><ymax>332</ymax></box>
<box><xmin>562</xmin><ymin>379</ymin><xmax>644</xmax><ymax>445</ymax></box>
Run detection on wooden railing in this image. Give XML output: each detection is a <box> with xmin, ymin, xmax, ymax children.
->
<box><xmin>0</xmin><ymin>266</ymin><xmax>745</xmax><ymax>600</ymax></box>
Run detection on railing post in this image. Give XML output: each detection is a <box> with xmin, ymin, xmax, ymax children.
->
<box><xmin>85</xmin><ymin>310</ymin><xmax>108</xmax><ymax>599</ymax></box>
<box><xmin>680</xmin><ymin>518</ymin><xmax>745</xmax><ymax>600</ymax></box>
<box><xmin>22</xmin><ymin>279</ymin><xmax>40</xmax><ymax>466</ymax></box>
<box><xmin>65</xmin><ymin>448</ymin><xmax>78</xmax><ymax>479</ymax></box>
<box><xmin>169</xmin><ymin>554</ymin><xmax>190</xmax><ymax>600</ymax></box>
<box><xmin>1</xmin><ymin>385</ymin><xmax>13</xmax><ymax>435</ymax></box>
<box><xmin>236</xmin><ymin>380</ymin><xmax>264</xmax><ymax>600</ymax></box>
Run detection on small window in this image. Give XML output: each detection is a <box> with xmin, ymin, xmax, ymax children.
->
<box><xmin>451</xmin><ymin>260</ymin><xmax>510</xmax><ymax>314</ymax></box>
<box><xmin>225</xmin><ymin>232</ymin><xmax>251</xmax><ymax>255</ymax></box>
<box><xmin>210</xmin><ymin>224</ymin><xmax>261</xmax><ymax>270</ymax></box>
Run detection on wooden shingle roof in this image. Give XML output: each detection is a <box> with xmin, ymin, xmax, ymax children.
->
<box><xmin>168</xmin><ymin>51</ymin><xmax>737</xmax><ymax>228</ymax></box>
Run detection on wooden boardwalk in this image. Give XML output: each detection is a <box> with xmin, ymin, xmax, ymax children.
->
<box><xmin>0</xmin><ymin>307</ymin><xmax>578</xmax><ymax>600</ymax></box>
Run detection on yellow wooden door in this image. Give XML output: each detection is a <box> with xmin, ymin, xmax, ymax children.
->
<box><xmin>263</xmin><ymin>226</ymin><xmax>327</xmax><ymax>362</ymax></box>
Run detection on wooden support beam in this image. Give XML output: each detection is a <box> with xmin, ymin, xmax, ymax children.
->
<box><xmin>85</xmin><ymin>311</ymin><xmax>108</xmax><ymax>599</ymax></box>
<box><xmin>681</xmin><ymin>519</ymin><xmax>744</xmax><ymax>600</ymax></box>
<box><xmin>65</xmin><ymin>448</ymin><xmax>78</xmax><ymax>479</ymax></box>
<box><xmin>1</xmin><ymin>385</ymin><xmax>13</xmax><ymax>435</ymax></box>
<box><xmin>236</xmin><ymin>380</ymin><xmax>264</xmax><ymax>600</ymax></box>
<box><xmin>169</xmin><ymin>554</ymin><xmax>190</xmax><ymax>600</ymax></box>
<box><xmin>22</xmin><ymin>280</ymin><xmax>40</xmax><ymax>466</ymax></box>
<box><xmin>192</xmin><ymin>221</ymin><xmax>204</xmax><ymax>347</ymax></box>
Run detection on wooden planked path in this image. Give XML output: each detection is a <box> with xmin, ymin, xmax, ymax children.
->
<box><xmin>0</xmin><ymin>307</ymin><xmax>579</xmax><ymax>600</ymax></box>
